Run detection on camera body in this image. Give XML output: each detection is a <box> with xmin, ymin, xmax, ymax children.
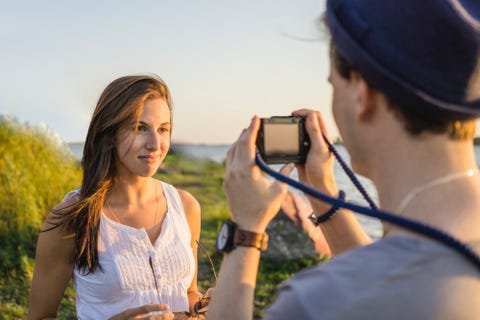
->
<box><xmin>256</xmin><ymin>116</ymin><xmax>310</xmax><ymax>164</ymax></box>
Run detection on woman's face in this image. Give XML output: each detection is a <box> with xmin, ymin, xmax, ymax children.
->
<box><xmin>115</xmin><ymin>97</ymin><xmax>171</xmax><ymax>179</ymax></box>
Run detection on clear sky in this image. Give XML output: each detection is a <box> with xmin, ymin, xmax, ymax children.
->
<box><xmin>1</xmin><ymin>0</ymin><xmax>335</xmax><ymax>145</ymax></box>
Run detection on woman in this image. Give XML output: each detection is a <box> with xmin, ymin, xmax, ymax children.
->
<box><xmin>28</xmin><ymin>75</ymin><xmax>205</xmax><ymax>319</ymax></box>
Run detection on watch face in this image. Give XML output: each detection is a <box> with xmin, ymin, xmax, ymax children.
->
<box><xmin>216</xmin><ymin>223</ymin><xmax>230</xmax><ymax>251</ymax></box>
<box><xmin>216</xmin><ymin>220</ymin><xmax>234</xmax><ymax>252</ymax></box>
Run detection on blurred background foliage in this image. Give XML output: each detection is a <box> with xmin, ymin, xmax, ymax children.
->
<box><xmin>0</xmin><ymin>116</ymin><xmax>81</xmax><ymax>318</ymax></box>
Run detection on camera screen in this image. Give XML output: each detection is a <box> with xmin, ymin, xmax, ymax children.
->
<box><xmin>263</xmin><ymin>123</ymin><xmax>299</xmax><ymax>155</ymax></box>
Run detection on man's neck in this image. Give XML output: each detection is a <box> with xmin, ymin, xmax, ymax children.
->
<box><xmin>369</xmin><ymin>135</ymin><xmax>480</xmax><ymax>241</ymax></box>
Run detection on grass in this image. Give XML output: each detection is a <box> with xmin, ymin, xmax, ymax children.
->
<box><xmin>0</xmin><ymin>116</ymin><xmax>82</xmax><ymax>319</ymax></box>
<box><xmin>0</xmin><ymin>116</ymin><xmax>323</xmax><ymax>319</ymax></box>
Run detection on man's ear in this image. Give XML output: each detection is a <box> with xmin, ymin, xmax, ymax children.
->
<box><xmin>350</xmin><ymin>71</ymin><xmax>378</xmax><ymax>121</ymax></box>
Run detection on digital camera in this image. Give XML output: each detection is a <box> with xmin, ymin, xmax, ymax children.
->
<box><xmin>256</xmin><ymin>116</ymin><xmax>310</xmax><ymax>164</ymax></box>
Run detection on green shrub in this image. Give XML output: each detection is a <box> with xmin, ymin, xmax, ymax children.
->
<box><xmin>0</xmin><ymin>116</ymin><xmax>82</xmax><ymax>317</ymax></box>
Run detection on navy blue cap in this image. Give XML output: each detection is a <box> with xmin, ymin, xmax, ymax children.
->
<box><xmin>327</xmin><ymin>0</ymin><xmax>480</xmax><ymax>121</ymax></box>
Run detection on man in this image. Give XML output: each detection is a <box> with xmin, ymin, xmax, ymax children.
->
<box><xmin>208</xmin><ymin>0</ymin><xmax>480</xmax><ymax>319</ymax></box>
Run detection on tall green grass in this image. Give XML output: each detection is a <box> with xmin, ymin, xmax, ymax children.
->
<box><xmin>0</xmin><ymin>116</ymin><xmax>82</xmax><ymax>318</ymax></box>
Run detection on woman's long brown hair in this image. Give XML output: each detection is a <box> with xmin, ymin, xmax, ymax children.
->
<box><xmin>48</xmin><ymin>74</ymin><xmax>172</xmax><ymax>274</ymax></box>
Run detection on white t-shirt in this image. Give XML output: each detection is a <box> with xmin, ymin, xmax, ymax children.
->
<box><xmin>70</xmin><ymin>182</ymin><xmax>195</xmax><ymax>319</ymax></box>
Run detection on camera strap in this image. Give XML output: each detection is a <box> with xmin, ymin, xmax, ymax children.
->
<box><xmin>254</xmin><ymin>135</ymin><xmax>480</xmax><ymax>271</ymax></box>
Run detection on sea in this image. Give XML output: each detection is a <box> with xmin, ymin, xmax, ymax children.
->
<box><xmin>67</xmin><ymin>142</ymin><xmax>480</xmax><ymax>240</ymax></box>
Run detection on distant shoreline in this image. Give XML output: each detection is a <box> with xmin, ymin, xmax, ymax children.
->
<box><xmin>67</xmin><ymin>141</ymin><xmax>232</xmax><ymax>147</ymax></box>
<box><xmin>67</xmin><ymin>142</ymin><xmax>231</xmax><ymax>163</ymax></box>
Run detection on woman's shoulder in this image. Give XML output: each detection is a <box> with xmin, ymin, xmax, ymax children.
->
<box><xmin>176</xmin><ymin>188</ymin><xmax>198</xmax><ymax>204</ymax></box>
<box><xmin>61</xmin><ymin>188</ymin><xmax>81</xmax><ymax>202</ymax></box>
<box><xmin>52</xmin><ymin>189</ymin><xmax>81</xmax><ymax>213</ymax></box>
<box><xmin>158</xmin><ymin>180</ymin><xmax>200</xmax><ymax>217</ymax></box>
<box><xmin>173</xmin><ymin>187</ymin><xmax>201</xmax><ymax>238</ymax></box>
<box><xmin>178</xmin><ymin>189</ymin><xmax>200</xmax><ymax>217</ymax></box>
<box><xmin>158</xmin><ymin>180</ymin><xmax>198</xmax><ymax>204</ymax></box>
<box><xmin>36</xmin><ymin>191</ymin><xmax>78</xmax><ymax>260</ymax></box>
<box><xmin>44</xmin><ymin>189</ymin><xmax>81</xmax><ymax>229</ymax></box>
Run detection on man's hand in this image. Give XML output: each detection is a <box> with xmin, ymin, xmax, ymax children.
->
<box><xmin>291</xmin><ymin>109</ymin><xmax>339</xmax><ymax>207</ymax></box>
<box><xmin>223</xmin><ymin>116</ymin><xmax>294</xmax><ymax>233</ymax></box>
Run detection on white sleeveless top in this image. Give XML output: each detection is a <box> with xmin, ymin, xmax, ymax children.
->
<box><xmin>70</xmin><ymin>182</ymin><xmax>195</xmax><ymax>320</ymax></box>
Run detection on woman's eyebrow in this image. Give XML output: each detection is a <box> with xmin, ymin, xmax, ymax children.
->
<box><xmin>139</xmin><ymin>120</ymin><xmax>171</xmax><ymax>126</ymax></box>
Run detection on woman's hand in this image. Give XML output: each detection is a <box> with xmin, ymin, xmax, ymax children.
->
<box><xmin>281</xmin><ymin>192</ymin><xmax>331</xmax><ymax>257</ymax></box>
<box><xmin>187</xmin><ymin>290</ymin><xmax>203</xmax><ymax>314</ymax></box>
<box><xmin>192</xmin><ymin>287</ymin><xmax>214</xmax><ymax>316</ymax></box>
<box><xmin>223</xmin><ymin>116</ymin><xmax>294</xmax><ymax>233</ymax></box>
<box><xmin>108</xmin><ymin>304</ymin><xmax>173</xmax><ymax>320</ymax></box>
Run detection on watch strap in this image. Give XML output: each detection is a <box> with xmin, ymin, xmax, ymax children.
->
<box><xmin>234</xmin><ymin>228</ymin><xmax>269</xmax><ymax>251</ymax></box>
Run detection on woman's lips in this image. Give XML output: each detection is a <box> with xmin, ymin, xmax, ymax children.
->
<box><xmin>138</xmin><ymin>154</ymin><xmax>160</xmax><ymax>163</ymax></box>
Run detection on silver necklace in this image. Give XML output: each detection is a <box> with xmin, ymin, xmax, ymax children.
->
<box><xmin>106</xmin><ymin>182</ymin><xmax>159</xmax><ymax>227</ymax></box>
<box><xmin>395</xmin><ymin>168</ymin><xmax>479</xmax><ymax>213</ymax></box>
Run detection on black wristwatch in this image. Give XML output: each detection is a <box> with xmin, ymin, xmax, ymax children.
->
<box><xmin>215</xmin><ymin>220</ymin><xmax>269</xmax><ymax>253</ymax></box>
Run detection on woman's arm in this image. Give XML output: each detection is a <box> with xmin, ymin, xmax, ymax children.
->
<box><xmin>292</xmin><ymin>109</ymin><xmax>372</xmax><ymax>255</ymax></box>
<box><xmin>178</xmin><ymin>190</ymin><xmax>204</xmax><ymax>313</ymax></box>
<box><xmin>281</xmin><ymin>192</ymin><xmax>332</xmax><ymax>257</ymax></box>
<box><xmin>27</xmin><ymin>201</ymin><xmax>76</xmax><ymax>319</ymax></box>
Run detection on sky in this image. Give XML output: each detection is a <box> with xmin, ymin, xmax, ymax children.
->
<box><xmin>1</xmin><ymin>0</ymin><xmax>334</xmax><ymax>145</ymax></box>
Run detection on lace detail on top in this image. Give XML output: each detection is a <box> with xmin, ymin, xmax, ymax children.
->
<box><xmin>72</xmin><ymin>182</ymin><xmax>195</xmax><ymax>319</ymax></box>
